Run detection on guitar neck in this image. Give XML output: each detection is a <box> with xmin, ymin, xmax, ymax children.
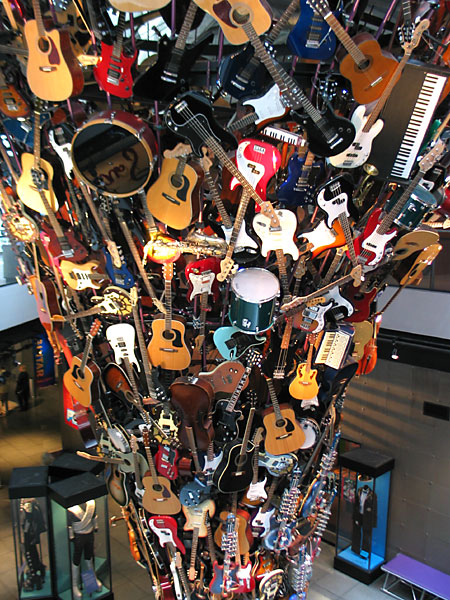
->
<box><xmin>224</xmin><ymin>189</ymin><xmax>251</xmax><ymax>259</ymax></box>
<box><xmin>225</xmin><ymin>364</ymin><xmax>252</xmax><ymax>413</ymax></box>
<box><xmin>322</xmin><ymin>11</ymin><xmax>366</xmax><ymax>66</ymax></box>
<box><xmin>112</xmin><ymin>13</ymin><xmax>125</xmax><ymax>59</ymax></box>
<box><xmin>206</xmin><ymin>518</ymin><xmax>217</xmax><ymax>564</ymax></box>
<box><xmin>401</xmin><ymin>0</ymin><xmax>413</xmax><ymax>26</ymax></box>
<box><xmin>186</xmin><ymin>426</ymin><xmax>202</xmax><ymax>473</ymax></box>
<box><xmin>266</xmin><ymin>378</ymin><xmax>283</xmax><ymax>423</ymax></box>
<box><xmin>198</xmin><ymin>291</ymin><xmax>208</xmax><ymax>340</ymax></box>
<box><xmin>132</xmin><ymin>301</ymin><xmax>158</xmax><ymax>401</ymax></box>
<box><xmin>261</xmin><ymin>477</ymin><xmax>279</xmax><ymax>513</ymax></box>
<box><xmin>174</xmin><ymin>0</ymin><xmax>198</xmax><ymax>51</ymax></box>
<box><xmin>122</xmin><ymin>357</ymin><xmax>143</xmax><ymax>411</ymax></box>
<box><xmin>143</xmin><ymin>430</ymin><xmax>160</xmax><ymax>484</ymax></box>
<box><xmin>164</xmin><ymin>274</ymin><xmax>173</xmax><ymax>332</ymax></box>
<box><xmin>275</xmin><ymin>248</ymin><xmax>291</xmax><ymax>300</ymax></box>
<box><xmin>236</xmin><ymin>406</ymin><xmax>256</xmax><ymax>464</ymax></box>
<box><xmin>31</xmin><ymin>0</ymin><xmax>47</xmax><ymax>40</ymax></box>
<box><xmin>189</xmin><ymin>526</ymin><xmax>200</xmax><ymax>581</ymax></box>
<box><xmin>203</xmin><ymin>168</ymin><xmax>232</xmax><ymax>229</ymax></box>
<box><xmin>78</xmin><ymin>332</ymin><xmax>94</xmax><ymax>375</ymax></box>
<box><xmin>267</xmin><ymin>0</ymin><xmax>300</xmax><ymax>43</ymax></box>
<box><xmin>377</xmin><ymin>169</ymin><xmax>424</xmax><ymax>235</ymax></box>
<box><xmin>304</xmin><ymin>339</ymin><xmax>314</xmax><ymax>376</ymax></box>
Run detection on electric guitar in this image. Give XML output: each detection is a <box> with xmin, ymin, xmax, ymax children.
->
<box><xmin>262</xmin><ymin>377</ymin><xmax>306</xmax><ymax>455</ymax></box>
<box><xmin>213</xmin><ymin>325</ymin><xmax>266</xmax><ymax>360</ymax></box>
<box><xmin>354</xmin><ymin>141</ymin><xmax>446</xmax><ymax>267</ymax></box>
<box><xmin>59</xmin><ymin>259</ymin><xmax>108</xmax><ymax>291</ymax></box>
<box><xmin>0</xmin><ymin>69</ymin><xmax>29</xmax><ymax>118</ymax></box>
<box><xmin>148</xmin><ymin>515</ymin><xmax>186</xmax><ymax>554</ymax></box>
<box><xmin>278</xmin><ymin>149</ymin><xmax>323</xmax><ymax>207</ymax></box>
<box><xmin>146</xmin><ymin>144</ymin><xmax>201</xmax><ymax>231</ymax></box>
<box><xmin>93</xmin><ymin>13</ymin><xmax>137</xmax><ymax>98</ymax></box>
<box><xmin>63</xmin><ymin>319</ymin><xmax>101</xmax><ymax>407</ymax></box>
<box><xmin>24</xmin><ymin>0</ymin><xmax>84</xmax><ymax>101</ymax></box>
<box><xmin>133</xmin><ymin>1</ymin><xmax>213</xmax><ymax>101</ymax></box>
<box><xmin>147</xmin><ymin>263</ymin><xmax>191</xmax><ymax>371</ymax></box>
<box><xmin>182</xmin><ymin>499</ymin><xmax>215</xmax><ymax>581</ymax></box>
<box><xmin>306</xmin><ymin>0</ymin><xmax>398</xmax><ymax>104</ymax></box>
<box><xmin>289</xmin><ymin>334</ymin><xmax>320</xmax><ymax>401</ymax></box>
<box><xmin>287</xmin><ymin>0</ymin><xmax>339</xmax><ymax>61</ymax></box>
<box><xmin>141</xmin><ymin>427</ymin><xmax>181</xmax><ymax>515</ymax></box>
<box><xmin>227</xmin><ymin>84</ymin><xmax>288</xmax><ymax>133</ymax></box>
<box><xmin>329</xmin><ymin>20</ymin><xmax>429</xmax><ymax>169</ymax></box>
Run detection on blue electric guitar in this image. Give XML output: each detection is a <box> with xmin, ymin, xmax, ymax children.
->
<box><xmin>287</xmin><ymin>0</ymin><xmax>340</xmax><ymax>61</ymax></box>
<box><xmin>103</xmin><ymin>248</ymin><xmax>135</xmax><ymax>289</ymax></box>
<box><xmin>278</xmin><ymin>150</ymin><xmax>324</xmax><ymax>207</ymax></box>
<box><xmin>213</xmin><ymin>326</ymin><xmax>266</xmax><ymax>361</ymax></box>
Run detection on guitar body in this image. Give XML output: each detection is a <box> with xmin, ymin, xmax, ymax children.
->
<box><xmin>63</xmin><ymin>356</ymin><xmax>100</xmax><ymax>407</ymax></box>
<box><xmin>182</xmin><ymin>499</ymin><xmax>215</xmax><ymax>536</ymax></box>
<box><xmin>242</xmin><ymin>83</ymin><xmax>289</xmax><ymax>128</ymax></box>
<box><xmin>29</xmin><ymin>275</ymin><xmax>61</xmax><ymax>332</ymax></box>
<box><xmin>17</xmin><ymin>154</ymin><xmax>58</xmax><ymax>214</ymax></box>
<box><xmin>262</xmin><ymin>404</ymin><xmax>305</xmax><ymax>455</ymax></box>
<box><xmin>141</xmin><ymin>473</ymin><xmax>181</xmax><ymax>515</ymax></box>
<box><xmin>147</xmin><ymin>157</ymin><xmax>199</xmax><ymax>230</ymax></box>
<box><xmin>24</xmin><ymin>20</ymin><xmax>83</xmax><ymax>101</ymax></box>
<box><xmin>170</xmin><ymin>376</ymin><xmax>214</xmax><ymax>451</ymax></box>
<box><xmin>236</xmin><ymin>561</ymin><xmax>256</xmax><ymax>593</ymax></box>
<box><xmin>93</xmin><ymin>41</ymin><xmax>136</xmax><ymax>98</ymax></box>
<box><xmin>299</xmin><ymin>103</ymin><xmax>355</xmax><ymax>157</ymax></box>
<box><xmin>315</xmin><ymin>175</ymin><xmax>355</xmax><ymax>229</ymax></box>
<box><xmin>230</xmin><ymin>138</ymin><xmax>281</xmax><ymax>202</ymax></box>
<box><xmin>209</xmin><ymin>561</ymin><xmax>239</xmax><ymax>595</ymax></box>
<box><xmin>0</xmin><ymin>81</ymin><xmax>29</xmax><ymax>118</ymax></box>
<box><xmin>328</xmin><ymin>104</ymin><xmax>384</xmax><ymax>169</ymax></box>
<box><xmin>213</xmin><ymin>440</ymin><xmax>255</xmax><ymax>493</ymax></box>
<box><xmin>133</xmin><ymin>33</ymin><xmax>214</xmax><ymax>101</ymax></box>
<box><xmin>102</xmin><ymin>362</ymin><xmax>134</xmax><ymax>405</ymax></box>
<box><xmin>212</xmin><ymin>399</ymin><xmax>243</xmax><ymax>445</ymax></box>
<box><xmin>393</xmin><ymin>230</ymin><xmax>440</xmax><ymax>261</ymax></box>
<box><xmin>194</xmin><ymin>0</ymin><xmax>272</xmax><ymax>44</ymax></box>
<box><xmin>351</xmin><ymin>320</ymin><xmax>374</xmax><ymax>360</ymax></box>
<box><xmin>289</xmin><ymin>364</ymin><xmax>319</xmax><ymax>400</ymax></box>
<box><xmin>198</xmin><ymin>360</ymin><xmax>248</xmax><ymax>394</ymax></box>
<box><xmin>300</xmin><ymin>219</ymin><xmax>346</xmax><ymax>259</ymax></box>
<box><xmin>343</xmin><ymin>284</ymin><xmax>377</xmax><ymax>323</ymax></box>
<box><xmin>218</xmin><ymin>43</ymin><xmax>271</xmax><ymax>99</ymax></box>
<box><xmin>155</xmin><ymin>444</ymin><xmax>179</xmax><ymax>480</ymax></box>
<box><xmin>40</xmin><ymin>222</ymin><xmax>88</xmax><ymax>263</ymax></box>
<box><xmin>253</xmin><ymin>209</ymin><xmax>299</xmax><ymax>259</ymax></box>
<box><xmin>60</xmin><ymin>259</ymin><xmax>108</xmax><ymax>290</ymax></box>
<box><xmin>354</xmin><ymin>208</ymin><xmax>397</xmax><ymax>266</ymax></box>
<box><xmin>287</xmin><ymin>0</ymin><xmax>337</xmax><ymax>61</ymax></box>
<box><xmin>339</xmin><ymin>34</ymin><xmax>398</xmax><ymax>104</ymax></box>
<box><xmin>213</xmin><ymin>326</ymin><xmax>266</xmax><ymax>360</ymax></box>
<box><xmin>214</xmin><ymin>509</ymin><xmax>253</xmax><ymax>553</ymax></box>
<box><xmin>278</xmin><ymin>153</ymin><xmax>323</xmax><ymax>207</ymax></box>
<box><xmin>185</xmin><ymin>257</ymin><xmax>221</xmax><ymax>303</ymax></box>
<box><xmin>165</xmin><ymin>91</ymin><xmax>238</xmax><ymax>157</ymax></box>
<box><xmin>356</xmin><ymin>338</ymin><xmax>377</xmax><ymax>375</ymax></box>
<box><xmin>102</xmin><ymin>249</ymin><xmax>135</xmax><ymax>289</ymax></box>
<box><xmin>147</xmin><ymin>317</ymin><xmax>191</xmax><ymax>371</ymax></box>
<box><xmin>251</xmin><ymin>505</ymin><xmax>275</xmax><ymax>536</ymax></box>
<box><xmin>106</xmin><ymin>464</ymin><xmax>129</xmax><ymax>506</ymax></box>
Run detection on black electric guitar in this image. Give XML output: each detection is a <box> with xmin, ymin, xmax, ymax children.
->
<box><xmin>133</xmin><ymin>1</ymin><xmax>213</xmax><ymax>101</ymax></box>
<box><xmin>223</xmin><ymin>7</ymin><xmax>355</xmax><ymax>157</ymax></box>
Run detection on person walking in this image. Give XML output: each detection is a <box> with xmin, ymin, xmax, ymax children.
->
<box><xmin>0</xmin><ymin>367</ymin><xmax>8</xmax><ymax>416</ymax></box>
<box><xmin>16</xmin><ymin>364</ymin><xmax>30</xmax><ymax>411</ymax></box>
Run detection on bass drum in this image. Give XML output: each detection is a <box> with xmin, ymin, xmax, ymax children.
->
<box><xmin>229</xmin><ymin>268</ymin><xmax>280</xmax><ymax>334</ymax></box>
<box><xmin>72</xmin><ymin>110</ymin><xmax>157</xmax><ymax>197</ymax></box>
<box><xmin>385</xmin><ymin>184</ymin><xmax>442</xmax><ymax>231</ymax></box>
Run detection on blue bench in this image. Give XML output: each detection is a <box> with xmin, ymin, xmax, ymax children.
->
<box><xmin>381</xmin><ymin>553</ymin><xmax>450</xmax><ymax>600</ymax></box>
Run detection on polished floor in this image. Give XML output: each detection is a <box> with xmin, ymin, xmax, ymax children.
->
<box><xmin>0</xmin><ymin>379</ymin><xmax>392</xmax><ymax>600</ymax></box>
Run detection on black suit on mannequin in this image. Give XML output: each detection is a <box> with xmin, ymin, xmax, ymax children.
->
<box><xmin>351</xmin><ymin>484</ymin><xmax>377</xmax><ymax>554</ymax></box>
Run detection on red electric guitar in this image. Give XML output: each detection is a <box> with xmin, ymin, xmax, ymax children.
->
<box><xmin>94</xmin><ymin>13</ymin><xmax>137</xmax><ymax>98</ymax></box>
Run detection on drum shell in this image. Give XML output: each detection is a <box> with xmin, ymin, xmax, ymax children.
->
<box><xmin>71</xmin><ymin>110</ymin><xmax>157</xmax><ymax>197</ymax></box>
<box><xmin>298</xmin><ymin>418</ymin><xmax>319</xmax><ymax>450</ymax></box>
<box><xmin>229</xmin><ymin>268</ymin><xmax>279</xmax><ymax>334</ymax></box>
<box><xmin>385</xmin><ymin>185</ymin><xmax>441</xmax><ymax>231</ymax></box>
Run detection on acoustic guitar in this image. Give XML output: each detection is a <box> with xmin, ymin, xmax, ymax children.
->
<box><xmin>24</xmin><ymin>0</ymin><xmax>83</xmax><ymax>101</ymax></box>
<box><xmin>63</xmin><ymin>319</ymin><xmax>101</xmax><ymax>407</ymax></box>
<box><xmin>147</xmin><ymin>263</ymin><xmax>191</xmax><ymax>371</ymax></box>
<box><xmin>289</xmin><ymin>335</ymin><xmax>319</xmax><ymax>401</ymax></box>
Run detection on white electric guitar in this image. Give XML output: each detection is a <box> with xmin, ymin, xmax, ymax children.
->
<box><xmin>106</xmin><ymin>323</ymin><xmax>140</xmax><ymax>371</ymax></box>
<box><xmin>229</xmin><ymin>83</ymin><xmax>288</xmax><ymax>132</ymax></box>
<box><xmin>329</xmin><ymin>20</ymin><xmax>429</xmax><ymax>169</ymax></box>
<box><xmin>188</xmin><ymin>270</ymin><xmax>215</xmax><ymax>300</ymax></box>
<box><xmin>253</xmin><ymin>208</ymin><xmax>300</xmax><ymax>259</ymax></box>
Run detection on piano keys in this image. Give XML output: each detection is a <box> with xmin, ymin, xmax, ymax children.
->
<box><xmin>368</xmin><ymin>61</ymin><xmax>447</xmax><ymax>183</ymax></box>
<box><xmin>315</xmin><ymin>324</ymin><xmax>354</xmax><ymax>370</ymax></box>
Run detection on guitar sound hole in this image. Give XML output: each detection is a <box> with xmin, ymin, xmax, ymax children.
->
<box><xmin>153</xmin><ymin>483</ymin><xmax>163</xmax><ymax>492</ymax></box>
<box><xmin>357</xmin><ymin>57</ymin><xmax>371</xmax><ymax>71</ymax></box>
<box><xmin>231</xmin><ymin>8</ymin><xmax>250</xmax><ymax>25</ymax></box>
<box><xmin>276</xmin><ymin>419</ymin><xmax>286</xmax><ymax>428</ymax></box>
<box><xmin>163</xmin><ymin>329</ymin><xmax>175</xmax><ymax>340</ymax></box>
<box><xmin>170</xmin><ymin>174</ymin><xmax>183</xmax><ymax>188</ymax></box>
<box><xmin>38</xmin><ymin>37</ymin><xmax>50</xmax><ymax>53</ymax></box>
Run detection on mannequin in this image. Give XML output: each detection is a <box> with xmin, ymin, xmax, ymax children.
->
<box><xmin>67</xmin><ymin>500</ymin><xmax>102</xmax><ymax>598</ymax></box>
<box><xmin>351</xmin><ymin>476</ymin><xmax>377</xmax><ymax>556</ymax></box>
<box><xmin>20</xmin><ymin>498</ymin><xmax>47</xmax><ymax>591</ymax></box>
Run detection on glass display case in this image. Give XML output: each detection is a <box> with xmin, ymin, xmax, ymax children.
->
<box><xmin>9</xmin><ymin>467</ymin><xmax>54</xmax><ymax>599</ymax></box>
<box><xmin>48</xmin><ymin>472</ymin><xmax>113</xmax><ymax>600</ymax></box>
<box><xmin>334</xmin><ymin>448</ymin><xmax>395</xmax><ymax>584</ymax></box>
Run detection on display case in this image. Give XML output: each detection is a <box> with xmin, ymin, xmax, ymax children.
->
<box><xmin>48</xmin><ymin>472</ymin><xmax>113</xmax><ymax>600</ymax></box>
<box><xmin>9</xmin><ymin>467</ymin><xmax>54</xmax><ymax>599</ymax></box>
<box><xmin>334</xmin><ymin>448</ymin><xmax>395</xmax><ymax>584</ymax></box>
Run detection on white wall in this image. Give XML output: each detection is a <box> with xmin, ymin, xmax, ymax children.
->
<box><xmin>379</xmin><ymin>286</ymin><xmax>450</xmax><ymax>339</ymax></box>
<box><xmin>0</xmin><ymin>283</ymin><xmax>38</xmax><ymax>331</ymax></box>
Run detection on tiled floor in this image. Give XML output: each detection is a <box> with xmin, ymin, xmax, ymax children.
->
<box><xmin>0</xmin><ymin>381</ymin><xmax>391</xmax><ymax>600</ymax></box>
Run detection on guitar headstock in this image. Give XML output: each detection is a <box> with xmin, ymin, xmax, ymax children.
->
<box><xmin>350</xmin><ymin>265</ymin><xmax>363</xmax><ymax>287</ymax></box>
<box><xmin>306</xmin><ymin>0</ymin><xmax>330</xmax><ymax>20</ymax></box>
<box><xmin>130</xmin><ymin>434</ymin><xmax>139</xmax><ymax>454</ymax></box>
<box><xmin>89</xmin><ymin>318</ymin><xmax>102</xmax><ymax>338</ymax></box>
<box><xmin>419</xmin><ymin>140</ymin><xmax>446</xmax><ymax>172</ymax></box>
<box><xmin>400</xmin><ymin>19</ymin><xmax>429</xmax><ymax>52</ymax></box>
<box><xmin>163</xmin><ymin>142</ymin><xmax>193</xmax><ymax>159</ymax></box>
<box><xmin>217</xmin><ymin>257</ymin><xmax>237</xmax><ymax>282</ymax></box>
<box><xmin>162</xmin><ymin>262</ymin><xmax>174</xmax><ymax>282</ymax></box>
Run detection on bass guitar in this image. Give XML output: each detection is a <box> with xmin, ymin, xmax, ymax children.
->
<box><xmin>24</xmin><ymin>0</ymin><xmax>83</xmax><ymax>101</ymax></box>
<box><xmin>93</xmin><ymin>13</ymin><xmax>137</xmax><ymax>98</ymax></box>
<box><xmin>134</xmin><ymin>1</ymin><xmax>213</xmax><ymax>101</ymax></box>
<box><xmin>63</xmin><ymin>319</ymin><xmax>101</xmax><ymax>407</ymax></box>
<box><xmin>147</xmin><ymin>263</ymin><xmax>191</xmax><ymax>371</ymax></box>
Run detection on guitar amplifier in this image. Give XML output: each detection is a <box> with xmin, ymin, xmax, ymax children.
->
<box><xmin>368</xmin><ymin>61</ymin><xmax>448</xmax><ymax>183</ymax></box>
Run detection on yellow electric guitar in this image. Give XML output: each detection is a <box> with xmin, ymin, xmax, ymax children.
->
<box><xmin>182</xmin><ymin>499</ymin><xmax>215</xmax><ymax>581</ymax></box>
<box><xmin>289</xmin><ymin>334</ymin><xmax>319</xmax><ymax>401</ymax></box>
<box><xmin>146</xmin><ymin>143</ymin><xmax>200</xmax><ymax>231</ymax></box>
<box><xmin>147</xmin><ymin>262</ymin><xmax>191</xmax><ymax>371</ymax></box>
<box><xmin>60</xmin><ymin>258</ymin><xmax>109</xmax><ymax>291</ymax></box>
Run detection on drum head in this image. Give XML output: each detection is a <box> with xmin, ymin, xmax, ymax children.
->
<box><xmin>231</xmin><ymin>268</ymin><xmax>280</xmax><ymax>302</ymax></box>
<box><xmin>299</xmin><ymin>418</ymin><xmax>319</xmax><ymax>450</ymax></box>
<box><xmin>72</xmin><ymin>115</ymin><xmax>154</xmax><ymax>197</ymax></box>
